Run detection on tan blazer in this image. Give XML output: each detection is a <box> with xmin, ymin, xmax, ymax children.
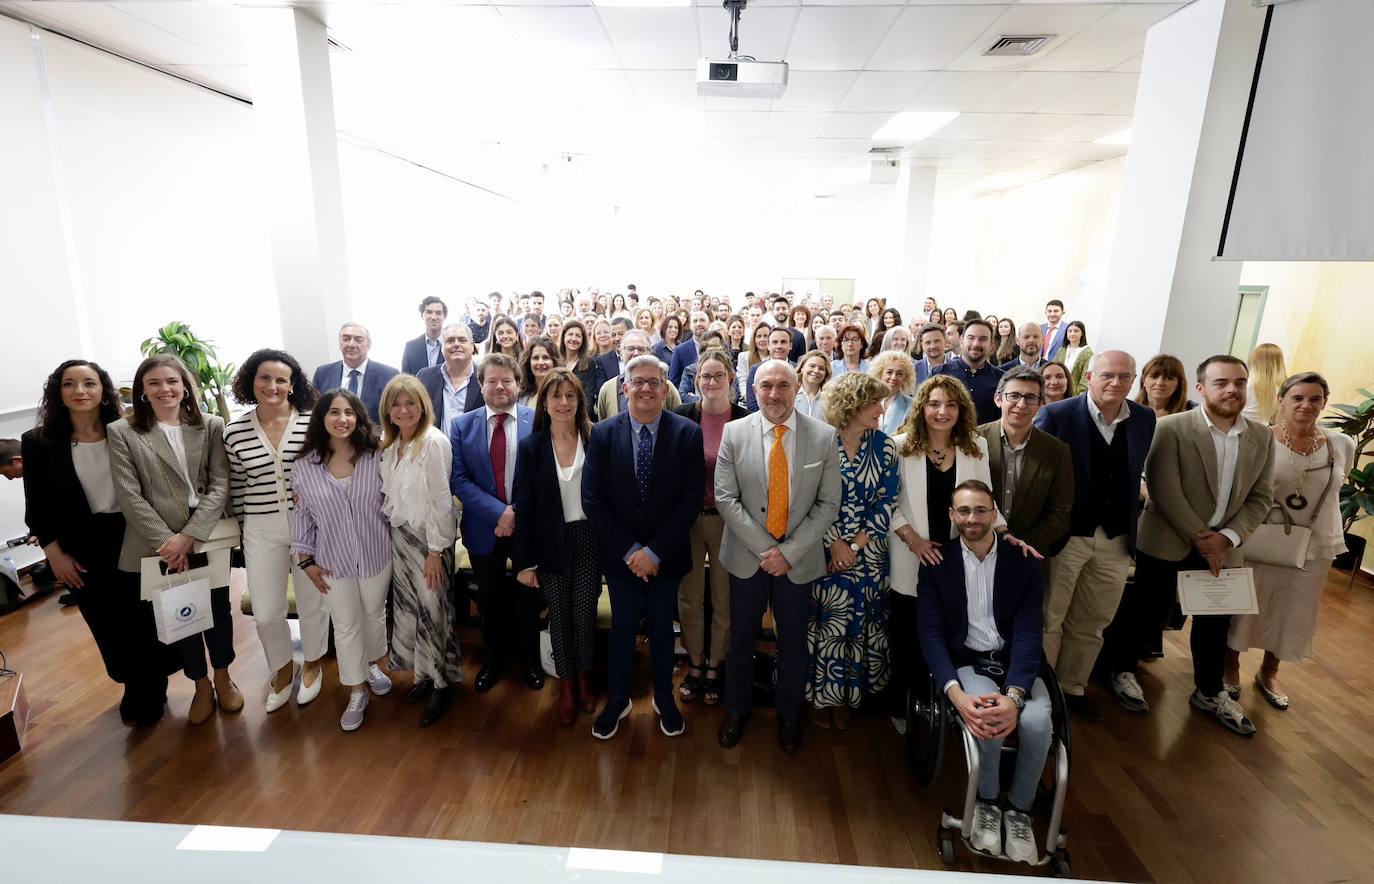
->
<box><xmin>1136</xmin><ymin>408</ymin><xmax>1274</xmax><ymax>562</ymax></box>
<box><xmin>980</xmin><ymin>420</ymin><xmax>1075</xmax><ymax>556</ymax></box>
<box><xmin>107</xmin><ymin>416</ymin><xmax>231</xmax><ymax>572</ymax></box>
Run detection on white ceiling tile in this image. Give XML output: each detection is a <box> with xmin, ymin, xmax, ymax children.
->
<box><xmin>1028</xmin><ymin>4</ymin><xmax>1180</xmax><ymax>72</ymax></box>
<box><xmin>703</xmin><ymin>110</ymin><xmax>768</xmax><ymax>137</ymax></box>
<box><xmin>1041</xmin><ymin>114</ymin><xmax>1132</xmax><ymax>142</ymax></box>
<box><xmin>10</xmin><ymin>0</ymin><xmax>236</xmax><ymax>65</ymax></box>
<box><xmin>1113</xmin><ymin>52</ymin><xmax>1143</xmax><ymax>73</ymax></box>
<box><xmin>1039</xmin><ymin>71</ymin><xmax>1139</xmax><ymax>113</ymax></box>
<box><xmin>931</xmin><ymin>112</ymin><xmax>1021</xmax><ymax>140</ymax></box>
<box><xmin>769</xmin><ymin>70</ymin><xmax>859</xmax><ymax>111</ymax></box>
<box><xmin>906</xmin><ymin>0</ymin><xmax>1012</xmax><ymax>5</ymax></box>
<box><xmin>818</xmin><ymin>112</ymin><xmax>892</xmax><ymax>139</ymax></box>
<box><xmin>165</xmin><ymin>63</ymin><xmax>250</xmax><ymax>97</ymax></box>
<box><xmin>694</xmin><ymin>0</ymin><xmax>798</xmax><ymax>6</ymax></box>
<box><xmin>704</xmin><ymin>95</ymin><xmax>774</xmax><ymax>111</ymax></box>
<box><xmin>763</xmin><ymin>111</ymin><xmax>829</xmax><ymax>138</ymax></box>
<box><xmin>1060</xmin><ymin>141</ymin><xmax>1128</xmax><ymax>162</ymax></box>
<box><xmin>546</xmin><ymin>69</ymin><xmax>641</xmax><ymax>112</ymax></box>
<box><xmin>1105</xmin><ymin>97</ymin><xmax>1136</xmax><ymax>116</ymax></box>
<box><xmin>902</xmin><ymin>139</ymin><xmax>970</xmax><ymax>159</ymax></box>
<box><xmin>497</xmin><ymin>7</ymin><xmax>617</xmax><ymax>69</ymax></box>
<box><xmin>786</xmin><ymin>6</ymin><xmax>902</xmax><ymax>71</ymax></box>
<box><xmin>108</xmin><ymin>1</ymin><xmax>244</xmax><ymax>63</ymax></box>
<box><xmin>1001</xmin><ymin>140</ymin><xmax>1090</xmax><ymax>160</ymax></box>
<box><xmin>944</xmin><ymin>4</ymin><xmax>1114</xmax><ymax>72</ymax></box>
<box><xmin>301</xmin><ymin>5</ymin><xmax>517</xmax><ymax>58</ymax></box>
<box><xmin>626</xmin><ymin>69</ymin><xmax>704</xmax><ymax>110</ymax></box>
<box><xmin>867</xmin><ymin>5</ymin><xmax>1006</xmax><ymax>71</ymax></box>
<box><xmin>982</xmin><ymin>113</ymin><xmax>1087</xmax><ymax>141</ymax></box>
<box><xmin>698</xmin><ymin>5</ymin><xmax>797</xmax><ymax>64</ymax></box>
<box><xmin>973</xmin><ymin>71</ymin><xmax>1098</xmax><ymax>112</ymax></box>
<box><xmin>837</xmin><ymin>70</ymin><xmax>936</xmax><ymax>112</ymax></box>
<box><xmin>1022</xmin><ymin>159</ymin><xmax>1087</xmax><ymax>176</ymax></box>
<box><xmin>906</xmin><ymin>71</ymin><xmax>1018</xmax><ymax>111</ymax></box>
<box><xmin>598</xmin><ymin>8</ymin><xmax>699</xmax><ymax>69</ymax></box>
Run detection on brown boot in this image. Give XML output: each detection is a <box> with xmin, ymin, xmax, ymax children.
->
<box><xmin>577</xmin><ymin>671</ymin><xmax>596</xmax><ymax>714</ymax></box>
<box><xmin>558</xmin><ymin>678</ymin><xmax>576</xmax><ymax>726</ymax></box>
<box><xmin>213</xmin><ymin>669</ymin><xmax>244</xmax><ymax>714</ymax></box>
<box><xmin>188</xmin><ymin>680</ymin><xmax>216</xmax><ymax>725</ymax></box>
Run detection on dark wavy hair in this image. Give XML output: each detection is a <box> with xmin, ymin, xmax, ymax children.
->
<box><xmin>36</xmin><ymin>359</ymin><xmax>124</xmax><ymax>447</ymax></box>
<box><xmin>560</xmin><ymin>319</ymin><xmax>593</xmax><ymax>372</ymax></box>
<box><xmin>519</xmin><ymin>337</ymin><xmax>558</xmax><ymax>400</ymax></box>
<box><xmin>231</xmin><ymin>348</ymin><xmax>317</xmax><ymax>410</ymax></box>
<box><xmin>129</xmin><ymin>354</ymin><xmax>203</xmax><ymax>433</ymax></box>
<box><xmin>531</xmin><ymin>367</ymin><xmax>591</xmax><ymax>443</ymax></box>
<box><xmin>297</xmin><ymin>389</ymin><xmax>378</xmax><ymax>465</ymax></box>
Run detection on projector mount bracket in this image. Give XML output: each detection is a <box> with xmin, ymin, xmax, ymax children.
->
<box><xmin>723</xmin><ymin>0</ymin><xmax>753</xmax><ymax>61</ymax></box>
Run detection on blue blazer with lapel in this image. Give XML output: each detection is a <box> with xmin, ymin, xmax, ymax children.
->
<box><xmin>915</xmin><ymin>536</ymin><xmax>1044</xmax><ymax>694</ymax></box>
<box><xmin>1033</xmin><ymin>393</ymin><xmax>1156</xmax><ymax>553</ymax></box>
<box><xmin>788</xmin><ymin>327</ymin><xmax>807</xmax><ymax>364</ymax></box>
<box><xmin>595</xmin><ymin>353</ymin><xmax>621</xmax><ymax>386</ymax></box>
<box><xmin>417</xmin><ymin>364</ymin><xmax>485</xmax><ymax>430</ymax></box>
<box><xmin>998</xmin><ymin>356</ymin><xmax>1047</xmax><ymax>373</ymax></box>
<box><xmin>312</xmin><ymin>360</ymin><xmax>399</xmax><ymax>424</ymax></box>
<box><xmin>402</xmin><ymin>334</ymin><xmax>440</xmax><ymax>376</ymax></box>
<box><xmin>1040</xmin><ymin>322</ymin><xmax>1069</xmax><ymax>362</ymax></box>
<box><xmin>449</xmin><ymin>404</ymin><xmax>534</xmax><ymax>556</ymax></box>
<box><xmin>914</xmin><ymin>356</ymin><xmax>946</xmax><ymax>385</ymax></box>
<box><xmin>581</xmin><ymin>409</ymin><xmax>704</xmax><ymax>583</ymax></box>
<box><xmin>667</xmin><ymin>337</ymin><xmax>699</xmax><ymax>386</ymax></box>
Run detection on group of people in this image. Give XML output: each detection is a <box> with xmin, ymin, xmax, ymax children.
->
<box><xmin>7</xmin><ymin>285</ymin><xmax>1353</xmax><ymax>867</ymax></box>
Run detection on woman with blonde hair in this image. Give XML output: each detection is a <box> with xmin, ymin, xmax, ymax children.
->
<box><xmin>869</xmin><ymin>350</ymin><xmax>916</xmax><ymax>436</ymax></box>
<box><xmin>1243</xmin><ymin>343</ymin><xmax>1286</xmax><ymax>424</ymax></box>
<box><xmin>377</xmin><ymin>374</ymin><xmax>461</xmax><ymax>727</ymax></box>
<box><xmin>736</xmin><ymin>321</ymin><xmax>771</xmax><ymax>401</ymax></box>
<box><xmin>806</xmin><ymin>372</ymin><xmax>899</xmax><ymax>729</ymax></box>
<box><xmin>795</xmin><ymin>350</ymin><xmax>833</xmax><ymax>419</ymax></box>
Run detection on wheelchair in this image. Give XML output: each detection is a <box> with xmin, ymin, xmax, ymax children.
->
<box><xmin>906</xmin><ymin>657</ymin><xmax>1073</xmax><ymax>878</ymax></box>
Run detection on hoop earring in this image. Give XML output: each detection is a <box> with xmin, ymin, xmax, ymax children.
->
<box><xmin>140</xmin><ymin>393</ymin><xmax>149</xmax><ymax>403</ymax></box>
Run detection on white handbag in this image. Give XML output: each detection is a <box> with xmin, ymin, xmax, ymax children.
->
<box><xmin>151</xmin><ymin>572</ymin><xmax>213</xmax><ymax>644</ymax></box>
<box><xmin>1244</xmin><ymin>449</ymin><xmax>1335</xmax><ymax>571</ymax></box>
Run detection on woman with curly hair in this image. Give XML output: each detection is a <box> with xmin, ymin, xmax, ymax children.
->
<box><xmin>869</xmin><ymin>350</ymin><xmax>916</xmax><ymax>436</ymax></box>
<box><xmin>805</xmin><ymin>372</ymin><xmax>899</xmax><ymax>729</ymax></box>
<box><xmin>224</xmin><ymin>349</ymin><xmax>326</xmax><ymax>713</ymax></box>
<box><xmin>885</xmin><ymin>375</ymin><xmax>997</xmax><ymax>734</ymax></box>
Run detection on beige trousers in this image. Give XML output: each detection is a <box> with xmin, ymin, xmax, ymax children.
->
<box><xmin>1044</xmin><ymin>528</ymin><xmax>1130</xmax><ymax>695</ymax></box>
<box><xmin>679</xmin><ymin>512</ymin><xmax>731</xmax><ymax>666</ymax></box>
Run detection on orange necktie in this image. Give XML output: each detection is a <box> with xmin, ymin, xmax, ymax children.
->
<box><xmin>767</xmin><ymin>424</ymin><xmax>789</xmax><ymax>540</ymax></box>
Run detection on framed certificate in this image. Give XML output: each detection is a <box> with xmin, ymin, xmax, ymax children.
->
<box><xmin>1177</xmin><ymin>568</ymin><xmax>1259</xmax><ymax>615</ymax></box>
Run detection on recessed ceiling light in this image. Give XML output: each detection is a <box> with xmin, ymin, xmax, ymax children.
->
<box><xmin>1095</xmin><ymin>128</ymin><xmax>1132</xmax><ymax>145</ymax></box>
<box><xmin>872</xmin><ymin>112</ymin><xmax>959</xmax><ymax>144</ymax></box>
<box><xmin>592</xmin><ymin>0</ymin><xmax>691</xmax><ymax>7</ymax></box>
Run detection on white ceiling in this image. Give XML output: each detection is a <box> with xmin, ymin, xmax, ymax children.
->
<box><xmin>0</xmin><ymin>0</ymin><xmax>1186</xmax><ymax>205</ymax></box>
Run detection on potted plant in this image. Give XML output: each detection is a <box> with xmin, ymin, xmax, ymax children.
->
<box><xmin>1323</xmin><ymin>387</ymin><xmax>1374</xmax><ymax>575</ymax></box>
<box><xmin>139</xmin><ymin>322</ymin><xmax>236</xmax><ymax>418</ymax></box>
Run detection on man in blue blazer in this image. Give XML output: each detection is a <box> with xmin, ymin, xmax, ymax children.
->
<box><xmin>401</xmin><ymin>296</ymin><xmax>448</xmax><ymax>375</ymax></box>
<box><xmin>997</xmin><ymin>323</ymin><xmax>1048</xmax><ymax>373</ymax></box>
<box><xmin>1032</xmin><ymin>350</ymin><xmax>1155</xmax><ymax>723</ymax></box>
<box><xmin>417</xmin><ymin>323</ymin><xmax>484</xmax><ymax>434</ymax></box>
<box><xmin>450</xmin><ymin>353</ymin><xmax>541</xmax><ymax>694</ymax></box>
<box><xmin>914</xmin><ymin>322</ymin><xmax>953</xmax><ymax>384</ymax></box>
<box><xmin>916</xmin><ymin>479</ymin><xmax>1051</xmax><ymax>864</ymax></box>
<box><xmin>1039</xmin><ymin>299</ymin><xmax>1068</xmax><ymax>362</ymax></box>
<box><xmin>583</xmin><ymin>354</ymin><xmax>705</xmax><ymax>740</ymax></box>
<box><xmin>667</xmin><ymin>311</ymin><xmax>711</xmax><ymax>386</ymax></box>
<box><xmin>312</xmin><ymin>322</ymin><xmax>399</xmax><ymax>424</ymax></box>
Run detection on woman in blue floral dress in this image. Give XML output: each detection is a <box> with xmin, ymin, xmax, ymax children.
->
<box><xmin>805</xmin><ymin>372</ymin><xmax>900</xmax><ymax>729</ymax></box>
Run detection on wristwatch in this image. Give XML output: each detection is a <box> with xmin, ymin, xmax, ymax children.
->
<box><xmin>848</xmin><ymin>540</ymin><xmax>861</xmax><ymax>553</ymax></box>
<box><xmin>1004</xmin><ymin>686</ymin><xmax>1026</xmax><ymax>711</ymax></box>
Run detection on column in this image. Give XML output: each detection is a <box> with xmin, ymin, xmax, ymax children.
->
<box><xmin>895</xmin><ymin>164</ymin><xmax>937</xmax><ymax>319</ymax></box>
<box><xmin>1097</xmin><ymin>0</ymin><xmax>1267</xmax><ymax>374</ymax></box>
<box><xmin>240</xmin><ymin>5</ymin><xmax>351</xmax><ymax>371</ymax></box>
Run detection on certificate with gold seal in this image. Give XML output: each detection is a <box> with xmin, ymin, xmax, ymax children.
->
<box><xmin>1177</xmin><ymin>568</ymin><xmax>1258</xmax><ymax>615</ymax></box>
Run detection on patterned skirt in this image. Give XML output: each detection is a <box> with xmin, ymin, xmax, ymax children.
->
<box><xmin>804</xmin><ymin>551</ymin><xmax>891</xmax><ymax>709</ymax></box>
<box><xmin>388</xmin><ymin>524</ymin><xmax>464</xmax><ymax>688</ymax></box>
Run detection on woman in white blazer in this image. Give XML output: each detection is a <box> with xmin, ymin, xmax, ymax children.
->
<box><xmin>885</xmin><ymin>375</ymin><xmax>999</xmax><ymax>735</ymax></box>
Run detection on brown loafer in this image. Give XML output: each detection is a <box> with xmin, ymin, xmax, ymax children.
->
<box><xmin>188</xmin><ymin>683</ymin><xmax>216</xmax><ymax>725</ymax></box>
<box><xmin>214</xmin><ymin>671</ymin><xmax>244</xmax><ymax>714</ymax></box>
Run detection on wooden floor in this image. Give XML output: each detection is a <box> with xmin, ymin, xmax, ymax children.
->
<box><xmin>2</xmin><ymin>568</ymin><xmax>1373</xmax><ymax>882</ymax></box>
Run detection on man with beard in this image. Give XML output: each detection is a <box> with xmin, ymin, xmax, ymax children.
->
<box><xmin>932</xmin><ymin>319</ymin><xmax>1004</xmax><ymax>424</ymax></box>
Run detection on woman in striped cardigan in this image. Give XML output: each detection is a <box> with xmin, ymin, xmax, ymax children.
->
<box><xmin>224</xmin><ymin>349</ymin><xmax>326</xmax><ymax>713</ymax></box>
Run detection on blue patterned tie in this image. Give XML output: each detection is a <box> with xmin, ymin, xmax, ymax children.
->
<box><xmin>347</xmin><ymin>369</ymin><xmax>360</xmax><ymax>395</ymax></box>
<box><xmin>636</xmin><ymin>425</ymin><xmax>653</xmax><ymax>503</ymax></box>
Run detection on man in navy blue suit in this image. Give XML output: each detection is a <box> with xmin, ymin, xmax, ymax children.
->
<box><xmin>667</xmin><ymin>310</ymin><xmax>711</xmax><ymax>386</ymax></box>
<box><xmin>401</xmin><ymin>296</ymin><xmax>448</xmax><ymax>375</ymax></box>
<box><xmin>595</xmin><ymin>317</ymin><xmax>634</xmax><ymax>384</ymax></box>
<box><xmin>745</xmin><ymin>326</ymin><xmax>796</xmax><ymax>412</ymax></box>
<box><xmin>916</xmin><ymin>480</ymin><xmax>1051</xmax><ymax>865</ymax></box>
<box><xmin>1033</xmin><ymin>350</ymin><xmax>1155</xmax><ymax>723</ymax></box>
<box><xmin>417</xmin><ymin>323</ymin><xmax>484</xmax><ymax>434</ymax></box>
<box><xmin>914</xmin><ymin>322</ymin><xmax>953</xmax><ymax>384</ymax></box>
<box><xmin>997</xmin><ymin>323</ymin><xmax>1047</xmax><ymax>373</ymax></box>
<box><xmin>582</xmin><ymin>354</ymin><xmax>704</xmax><ymax>740</ymax></box>
<box><xmin>769</xmin><ymin>295</ymin><xmax>807</xmax><ymax>363</ymax></box>
<box><xmin>450</xmin><ymin>353</ymin><xmax>542</xmax><ymax>694</ymax></box>
<box><xmin>932</xmin><ymin>319</ymin><xmax>1004</xmax><ymax>424</ymax></box>
<box><xmin>1040</xmin><ymin>299</ymin><xmax>1068</xmax><ymax>361</ymax></box>
<box><xmin>311</xmin><ymin>322</ymin><xmax>399</xmax><ymax>424</ymax></box>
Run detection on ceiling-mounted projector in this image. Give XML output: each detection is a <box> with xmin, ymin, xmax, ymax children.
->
<box><xmin>697</xmin><ymin>0</ymin><xmax>787</xmax><ymax>99</ymax></box>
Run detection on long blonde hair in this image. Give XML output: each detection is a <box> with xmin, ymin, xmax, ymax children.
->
<box><xmin>1247</xmin><ymin>343</ymin><xmax>1286</xmax><ymax>424</ymax></box>
<box><xmin>378</xmin><ymin>374</ymin><xmax>436</xmax><ymax>458</ymax></box>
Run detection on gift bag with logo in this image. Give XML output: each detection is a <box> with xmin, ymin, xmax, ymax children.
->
<box><xmin>152</xmin><ymin>572</ymin><xmax>213</xmax><ymax>645</ymax></box>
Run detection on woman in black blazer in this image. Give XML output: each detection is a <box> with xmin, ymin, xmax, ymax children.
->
<box><xmin>22</xmin><ymin>360</ymin><xmax>174</xmax><ymax>725</ymax></box>
<box><xmin>672</xmin><ymin>347</ymin><xmax>748</xmax><ymax>706</ymax></box>
<box><xmin>513</xmin><ymin>367</ymin><xmax>599</xmax><ymax>726</ymax></box>
<box><xmin>557</xmin><ymin>319</ymin><xmax>606</xmax><ymax>414</ymax></box>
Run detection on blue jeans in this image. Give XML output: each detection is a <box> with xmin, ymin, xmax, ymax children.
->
<box><xmin>606</xmin><ymin>575</ymin><xmax>679</xmax><ymax>704</ymax></box>
<box><xmin>958</xmin><ymin>668</ymin><xmax>1052</xmax><ymax>812</ymax></box>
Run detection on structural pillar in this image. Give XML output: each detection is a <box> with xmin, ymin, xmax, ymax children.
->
<box><xmin>1097</xmin><ymin>0</ymin><xmax>1267</xmax><ymax>374</ymax></box>
<box><xmin>895</xmin><ymin>164</ymin><xmax>937</xmax><ymax>319</ymax></box>
<box><xmin>241</xmin><ymin>5</ymin><xmax>351</xmax><ymax>371</ymax></box>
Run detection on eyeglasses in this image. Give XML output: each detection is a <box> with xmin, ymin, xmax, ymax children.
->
<box><xmin>627</xmin><ymin>378</ymin><xmax>665</xmax><ymax>390</ymax></box>
<box><xmin>952</xmin><ymin>506</ymin><xmax>996</xmax><ymax>517</ymax></box>
<box><xmin>1094</xmin><ymin>372</ymin><xmax>1135</xmax><ymax>384</ymax></box>
<box><xmin>624</xmin><ymin>346</ymin><xmax>649</xmax><ymax>355</ymax></box>
<box><xmin>1000</xmin><ymin>392</ymin><xmax>1042</xmax><ymax>406</ymax></box>
<box><xmin>698</xmin><ymin>372</ymin><xmax>729</xmax><ymax>385</ymax></box>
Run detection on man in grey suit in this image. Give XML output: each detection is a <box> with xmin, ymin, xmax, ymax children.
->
<box><xmin>716</xmin><ymin>359</ymin><xmax>841</xmax><ymax>753</ymax></box>
<box><xmin>1125</xmin><ymin>355</ymin><xmax>1273</xmax><ymax>735</ymax></box>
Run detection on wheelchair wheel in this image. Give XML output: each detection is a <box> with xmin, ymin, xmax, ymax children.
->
<box><xmin>1050</xmin><ymin>849</ymin><xmax>1072</xmax><ymax>878</ymax></box>
<box><xmin>936</xmin><ymin>823</ymin><xmax>957</xmax><ymax>865</ymax></box>
<box><xmin>906</xmin><ymin>674</ymin><xmax>946</xmax><ymax>786</ymax></box>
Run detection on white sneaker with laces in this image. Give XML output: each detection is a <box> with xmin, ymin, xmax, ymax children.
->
<box><xmin>1111</xmin><ymin>671</ymin><xmax>1149</xmax><ymax>713</ymax></box>
<box><xmin>1190</xmin><ymin>689</ymin><xmax>1255</xmax><ymax>736</ymax></box>
<box><xmin>1003</xmin><ymin>809</ymin><xmax>1038</xmax><ymax>864</ymax></box>
<box><xmin>970</xmin><ymin>800</ymin><xmax>1002</xmax><ymax>856</ymax></box>
<box><xmin>367</xmin><ymin>663</ymin><xmax>393</xmax><ymax>696</ymax></box>
<box><xmin>340</xmin><ymin>689</ymin><xmax>369</xmax><ymax>732</ymax></box>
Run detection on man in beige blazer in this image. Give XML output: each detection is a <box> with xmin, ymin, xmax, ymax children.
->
<box><xmin>716</xmin><ymin>360</ymin><xmax>841</xmax><ymax>753</ymax></box>
<box><xmin>1131</xmin><ymin>355</ymin><xmax>1273</xmax><ymax>736</ymax></box>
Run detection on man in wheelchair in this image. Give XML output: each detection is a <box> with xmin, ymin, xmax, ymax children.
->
<box><xmin>916</xmin><ymin>480</ymin><xmax>1052</xmax><ymax>864</ymax></box>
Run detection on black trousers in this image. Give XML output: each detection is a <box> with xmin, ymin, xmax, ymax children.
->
<box><xmin>470</xmin><ymin>536</ymin><xmax>543</xmax><ymax>668</ymax></box>
<box><xmin>885</xmin><ymin>592</ymin><xmax>921</xmax><ymax>718</ymax></box>
<box><xmin>172</xmin><ymin>585</ymin><xmax>235</xmax><ymax>680</ymax></box>
<box><xmin>1115</xmin><ymin>550</ymin><xmax>1231</xmax><ymax>696</ymax></box>
<box><xmin>724</xmin><ymin>569</ymin><xmax>810</xmax><ymax>721</ymax></box>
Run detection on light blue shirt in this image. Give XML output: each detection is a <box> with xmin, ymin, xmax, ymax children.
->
<box><xmin>441</xmin><ymin>367</ymin><xmax>473</xmax><ymax>436</ymax></box>
<box><xmin>424</xmin><ymin>335</ymin><xmax>442</xmax><ymax>368</ymax></box>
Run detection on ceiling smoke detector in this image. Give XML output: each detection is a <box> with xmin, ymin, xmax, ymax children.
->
<box><xmin>982</xmin><ymin>35</ymin><xmax>1055</xmax><ymax>57</ymax></box>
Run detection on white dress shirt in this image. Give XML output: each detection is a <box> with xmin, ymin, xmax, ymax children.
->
<box><xmin>961</xmin><ymin>538</ymin><xmax>1003</xmax><ymax>654</ymax></box>
<box><xmin>556</xmin><ymin>437</ymin><xmax>586</xmax><ymax>523</ymax></box>
<box><xmin>761</xmin><ymin>409</ymin><xmax>797</xmax><ymax>487</ymax></box>
<box><xmin>157</xmin><ymin>422</ymin><xmax>199</xmax><ymax>508</ymax></box>
<box><xmin>1086</xmin><ymin>394</ymin><xmax>1129</xmax><ymax>445</ymax></box>
<box><xmin>484</xmin><ymin>405</ymin><xmax>519</xmax><ymax>501</ymax></box>
<box><xmin>1200</xmin><ymin>407</ymin><xmax>1245</xmax><ymax>548</ymax></box>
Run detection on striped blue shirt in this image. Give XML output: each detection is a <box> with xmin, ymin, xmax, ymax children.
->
<box><xmin>290</xmin><ymin>449</ymin><xmax>392</xmax><ymax>579</ymax></box>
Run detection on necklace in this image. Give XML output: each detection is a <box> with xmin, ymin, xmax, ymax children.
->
<box><xmin>1279</xmin><ymin>421</ymin><xmax>1324</xmax><ymax>510</ymax></box>
<box><xmin>926</xmin><ymin>444</ymin><xmax>951</xmax><ymax>466</ymax></box>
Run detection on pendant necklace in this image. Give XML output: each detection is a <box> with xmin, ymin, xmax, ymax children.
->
<box><xmin>1279</xmin><ymin>421</ymin><xmax>1322</xmax><ymax>511</ymax></box>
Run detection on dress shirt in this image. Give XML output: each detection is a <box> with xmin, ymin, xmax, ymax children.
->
<box><xmin>425</xmin><ymin>335</ymin><xmax>442</xmax><ymax>368</ymax></box>
<box><xmin>157</xmin><ymin>422</ymin><xmax>199</xmax><ymax>508</ymax></box>
<box><xmin>1042</xmin><ymin>325</ymin><xmax>1061</xmax><ymax>358</ymax></box>
<box><xmin>485</xmin><ymin>405</ymin><xmax>519</xmax><ymax>503</ymax></box>
<box><xmin>441</xmin><ymin>364</ymin><xmax>474</xmax><ymax>433</ymax></box>
<box><xmin>556</xmin><ymin>437</ymin><xmax>587</xmax><ymax>523</ymax></box>
<box><xmin>1000</xmin><ymin>429</ymin><xmax>1029</xmax><ymax>520</ymax></box>
<box><xmin>1200</xmin><ymin>407</ymin><xmax>1245</xmax><ymax>548</ymax></box>
<box><xmin>962</xmin><ymin>539</ymin><xmax>1003</xmax><ymax>653</ymax></box>
<box><xmin>290</xmin><ymin>451</ymin><xmax>391</xmax><ymax>579</ymax></box>
<box><xmin>72</xmin><ymin>440</ymin><xmax>119</xmax><ymax>514</ymax></box>
<box><xmin>1086</xmin><ymin>394</ymin><xmax>1129</xmax><ymax>445</ymax></box>
<box><xmin>380</xmin><ymin>425</ymin><xmax>455</xmax><ymax>553</ymax></box>
<box><xmin>626</xmin><ymin>411</ymin><xmax>664</xmax><ymax>565</ymax></box>
<box><xmin>761</xmin><ymin>409</ymin><xmax>797</xmax><ymax>487</ymax></box>
<box><xmin>343</xmin><ymin>359</ymin><xmax>369</xmax><ymax>394</ymax></box>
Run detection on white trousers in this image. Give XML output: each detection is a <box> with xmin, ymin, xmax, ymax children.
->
<box><xmin>243</xmin><ymin>511</ymin><xmax>330</xmax><ymax>673</ymax></box>
<box><xmin>323</xmin><ymin>566</ymin><xmax>392</xmax><ymax>686</ymax></box>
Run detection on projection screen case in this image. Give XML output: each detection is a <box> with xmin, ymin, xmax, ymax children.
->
<box><xmin>1218</xmin><ymin>0</ymin><xmax>1374</xmax><ymax>261</ymax></box>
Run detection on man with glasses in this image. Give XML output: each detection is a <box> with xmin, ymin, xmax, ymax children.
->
<box><xmin>1032</xmin><ymin>351</ymin><xmax>1155</xmax><ymax>722</ymax></box>
<box><xmin>979</xmin><ymin>367</ymin><xmax>1074</xmax><ymax>558</ymax></box>
<box><xmin>583</xmin><ymin>355</ymin><xmax>705</xmax><ymax>739</ymax></box>
<box><xmin>595</xmin><ymin>330</ymin><xmax>682</xmax><ymax>421</ymax></box>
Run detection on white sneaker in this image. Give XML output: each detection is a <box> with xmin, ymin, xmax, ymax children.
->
<box><xmin>1190</xmin><ymin>689</ymin><xmax>1255</xmax><ymax>736</ymax></box>
<box><xmin>340</xmin><ymin>690</ymin><xmax>369</xmax><ymax>732</ymax></box>
<box><xmin>1111</xmin><ymin>671</ymin><xmax>1149</xmax><ymax>713</ymax></box>
<box><xmin>367</xmin><ymin>664</ymin><xmax>393</xmax><ymax>696</ymax></box>
<box><xmin>1003</xmin><ymin>809</ymin><xmax>1038</xmax><ymax>864</ymax></box>
<box><xmin>970</xmin><ymin>800</ymin><xmax>1002</xmax><ymax>855</ymax></box>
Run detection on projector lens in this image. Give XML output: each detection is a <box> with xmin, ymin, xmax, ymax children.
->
<box><xmin>709</xmin><ymin>63</ymin><xmax>738</xmax><ymax>82</ymax></box>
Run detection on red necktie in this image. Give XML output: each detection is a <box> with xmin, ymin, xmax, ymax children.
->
<box><xmin>491</xmin><ymin>413</ymin><xmax>508</xmax><ymax>502</ymax></box>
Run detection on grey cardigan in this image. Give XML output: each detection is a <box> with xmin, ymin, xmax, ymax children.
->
<box><xmin>107</xmin><ymin>415</ymin><xmax>232</xmax><ymax>572</ymax></box>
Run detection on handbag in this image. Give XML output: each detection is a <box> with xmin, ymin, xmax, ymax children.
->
<box><xmin>1244</xmin><ymin>445</ymin><xmax>1335</xmax><ymax>571</ymax></box>
<box><xmin>151</xmin><ymin>568</ymin><xmax>213</xmax><ymax>644</ymax></box>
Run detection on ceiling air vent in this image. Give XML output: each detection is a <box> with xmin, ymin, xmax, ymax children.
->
<box><xmin>983</xmin><ymin>35</ymin><xmax>1054</xmax><ymax>57</ymax></box>
<box><xmin>867</xmin><ymin>146</ymin><xmax>903</xmax><ymax>155</ymax></box>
